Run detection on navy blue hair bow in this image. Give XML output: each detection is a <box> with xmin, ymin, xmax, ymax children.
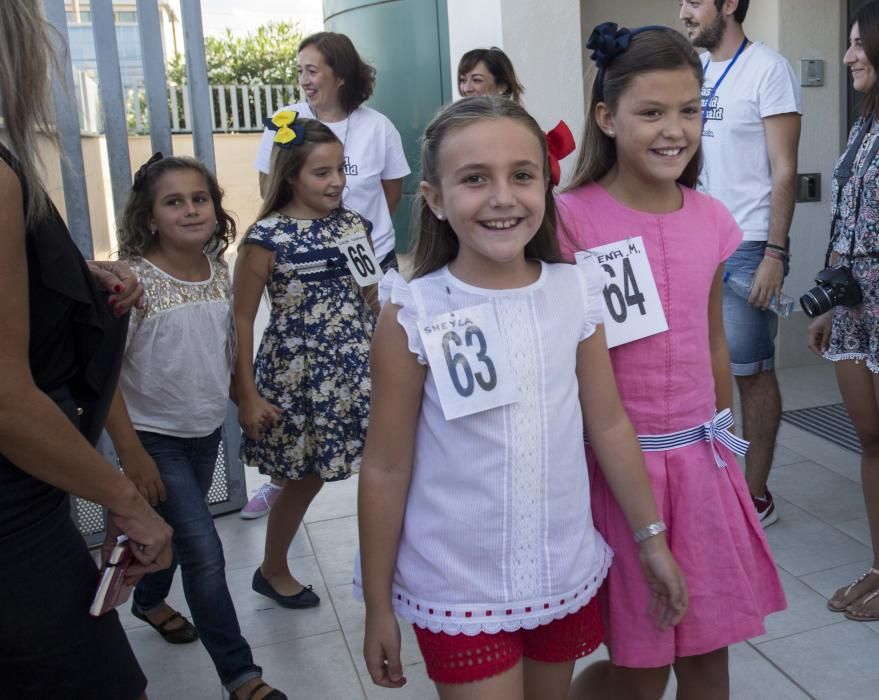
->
<box><xmin>586</xmin><ymin>22</ymin><xmax>634</xmax><ymax>69</ymax></box>
<box><xmin>586</xmin><ymin>22</ymin><xmax>668</xmax><ymax>98</ymax></box>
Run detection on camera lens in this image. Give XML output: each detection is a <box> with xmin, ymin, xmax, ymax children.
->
<box><xmin>799</xmin><ymin>286</ymin><xmax>834</xmax><ymax>318</ymax></box>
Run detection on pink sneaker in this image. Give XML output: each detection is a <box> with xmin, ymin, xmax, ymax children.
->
<box><xmin>240</xmin><ymin>482</ymin><xmax>282</xmax><ymax>520</ymax></box>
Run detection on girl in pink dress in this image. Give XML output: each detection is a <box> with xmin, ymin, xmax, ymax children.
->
<box><xmin>559</xmin><ymin>24</ymin><xmax>786</xmax><ymax>700</ymax></box>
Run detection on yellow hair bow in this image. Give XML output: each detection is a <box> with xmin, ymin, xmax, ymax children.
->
<box><xmin>264</xmin><ymin>110</ymin><xmax>304</xmax><ymax>148</ymax></box>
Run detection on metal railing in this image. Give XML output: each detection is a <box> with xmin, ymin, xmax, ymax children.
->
<box><xmin>124</xmin><ymin>83</ymin><xmax>299</xmax><ymax>134</ymax></box>
<box><xmin>42</xmin><ymin>0</ymin><xmax>249</xmax><ymax>541</ymax></box>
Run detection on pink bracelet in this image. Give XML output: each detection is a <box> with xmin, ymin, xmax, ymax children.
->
<box><xmin>764</xmin><ymin>249</ymin><xmax>786</xmax><ymax>261</ymax></box>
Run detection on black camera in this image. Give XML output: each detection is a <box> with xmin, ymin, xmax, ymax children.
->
<box><xmin>799</xmin><ymin>265</ymin><xmax>863</xmax><ymax>318</ymax></box>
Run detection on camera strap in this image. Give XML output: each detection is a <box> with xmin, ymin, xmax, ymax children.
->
<box><xmin>827</xmin><ymin>118</ymin><xmax>879</xmax><ymax>266</ymax></box>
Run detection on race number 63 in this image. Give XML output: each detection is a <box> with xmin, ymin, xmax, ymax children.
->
<box><xmin>442</xmin><ymin>325</ymin><xmax>497</xmax><ymax>397</ymax></box>
<box><xmin>576</xmin><ymin>236</ymin><xmax>668</xmax><ymax>348</ymax></box>
<box><xmin>419</xmin><ymin>303</ymin><xmax>518</xmax><ymax>419</ymax></box>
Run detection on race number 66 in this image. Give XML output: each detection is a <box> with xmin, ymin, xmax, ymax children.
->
<box><xmin>344</xmin><ymin>242</ymin><xmax>377</xmax><ymax>278</ymax></box>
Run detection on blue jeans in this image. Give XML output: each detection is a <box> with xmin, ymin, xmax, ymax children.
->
<box><xmin>722</xmin><ymin>241</ymin><xmax>790</xmax><ymax>377</ymax></box>
<box><xmin>133</xmin><ymin>428</ymin><xmax>260</xmax><ymax>692</ymax></box>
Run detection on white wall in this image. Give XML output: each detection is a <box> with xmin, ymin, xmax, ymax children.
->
<box><xmin>501</xmin><ymin>0</ymin><xmax>585</xmax><ymax>185</ymax></box>
<box><xmin>773</xmin><ymin>0</ymin><xmax>846</xmax><ymax>367</ymax></box>
<box><xmin>446</xmin><ymin>0</ymin><xmax>504</xmax><ymax>100</ymax></box>
<box><xmin>445</xmin><ymin>0</ymin><xmax>584</xmax><ymax>185</ymax></box>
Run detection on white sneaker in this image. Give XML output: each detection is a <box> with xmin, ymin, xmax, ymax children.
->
<box><xmin>240</xmin><ymin>482</ymin><xmax>282</xmax><ymax>520</ymax></box>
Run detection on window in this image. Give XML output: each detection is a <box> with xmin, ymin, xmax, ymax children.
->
<box><xmin>115</xmin><ymin>11</ymin><xmax>137</xmax><ymax>23</ymax></box>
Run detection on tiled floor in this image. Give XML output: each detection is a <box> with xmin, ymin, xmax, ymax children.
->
<box><xmin>123</xmin><ymin>363</ymin><xmax>879</xmax><ymax>699</ymax></box>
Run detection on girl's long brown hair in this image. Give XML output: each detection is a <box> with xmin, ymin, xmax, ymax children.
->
<box><xmin>566</xmin><ymin>28</ymin><xmax>704</xmax><ymax>193</ymax></box>
<box><xmin>254</xmin><ymin>118</ymin><xmax>342</xmax><ymax>223</ymax></box>
<box><xmin>411</xmin><ymin>96</ymin><xmax>561</xmax><ymax>279</ymax></box>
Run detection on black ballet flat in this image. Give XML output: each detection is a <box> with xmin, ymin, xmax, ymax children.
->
<box><xmin>251</xmin><ymin>567</ymin><xmax>320</xmax><ymax>608</ymax></box>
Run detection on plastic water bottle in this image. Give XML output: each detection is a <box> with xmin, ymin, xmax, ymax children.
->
<box><xmin>723</xmin><ymin>271</ymin><xmax>795</xmax><ymax>317</ymax></box>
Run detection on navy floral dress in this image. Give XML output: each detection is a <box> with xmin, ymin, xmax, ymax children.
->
<box><xmin>827</xmin><ymin>118</ymin><xmax>879</xmax><ymax>372</ymax></box>
<box><xmin>240</xmin><ymin>209</ymin><xmax>374</xmax><ymax>480</ymax></box>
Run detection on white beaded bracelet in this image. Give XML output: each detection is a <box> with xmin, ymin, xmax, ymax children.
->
<box><xmin>633</xmin><ymin>520</ymin><xmax>667</xmax><ymax>544</ymax></box>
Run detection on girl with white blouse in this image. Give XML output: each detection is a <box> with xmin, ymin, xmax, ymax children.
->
<box><xmin>106</xmin><ymin>155</ymin><xmax>285</xmax><ymax>700</ymax></box>
<box><xmin>356</xmin><ymin>96</ymin><xmax>687</xmax><ymax>700</ymax></box>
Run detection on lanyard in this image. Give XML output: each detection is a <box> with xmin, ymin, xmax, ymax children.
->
<box><xmin>701</xmin><ymin>38</ymin><xmax>749</xmax><ymax>123</ymax></box>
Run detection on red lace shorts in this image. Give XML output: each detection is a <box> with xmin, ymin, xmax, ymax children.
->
<box><xmin>412</xmin><ymin>597</ymin><xmax>603</xmax><ymax>685</ymax></box>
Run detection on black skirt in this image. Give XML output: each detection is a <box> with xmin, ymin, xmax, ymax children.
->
<box><xmin>0</xmin><ymin>493</ymin><xmax>147</xmax><ymax>699</ymax></box>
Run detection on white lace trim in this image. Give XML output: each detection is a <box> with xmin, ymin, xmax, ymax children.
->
<box><xmin>494</xmin><ymin>295</ymin><xmax>545</xmax><ymax>599</ymax></box>
<box><xmin>824</xmin><ymin>351</ymin><xmax>879</xmax><ymax>374</ymax></box>
<box><xmin>353</xmin><ymin>545</ymin><xmax>612</xmax><ymax>636</ymax></box>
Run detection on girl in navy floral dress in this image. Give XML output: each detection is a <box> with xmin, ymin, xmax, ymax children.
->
<box><xmin>234</xmin><ymin>114</ymin><xmax>376</xmax><ymax>608</ymax></box>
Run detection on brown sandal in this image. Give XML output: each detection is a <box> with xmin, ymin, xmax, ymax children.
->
<box><xmin>231</xmin><ymin>681</ymin><xmax>287</xmax><ymax>700</ymax></box>
<box><xmin>827</xmin><ymin>567</ymin><xmax>879</xmax><ymax>613</ymax></box>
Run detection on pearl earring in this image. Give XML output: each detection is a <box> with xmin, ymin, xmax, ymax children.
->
<box><xmin>437</xmin><ymin>213</ymin><xmax>445</xmax><ymax>220</ymax></box>
<box><xmin>607</xmin><ymin>130</ymin><xmax>615</xmax><ymax>138</ymax></box>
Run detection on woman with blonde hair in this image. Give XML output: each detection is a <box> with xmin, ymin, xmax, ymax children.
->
<box><xmin>0</xmin><ymin>2</ymin><xmax>172</xmax><ymax>697</ymax></box>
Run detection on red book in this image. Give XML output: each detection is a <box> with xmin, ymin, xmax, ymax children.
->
<box><xmin>90</xmin><ymin>535</ymin><xmax>135</xmax><ymax>617</ymax></box>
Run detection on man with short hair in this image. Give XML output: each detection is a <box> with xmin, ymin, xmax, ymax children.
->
<box><xmin>680</xmin><ymin>0</ymin><xmax>801</xmax><ymax>527</ymax></box>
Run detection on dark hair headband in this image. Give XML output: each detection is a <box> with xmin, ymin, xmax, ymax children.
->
<box><xmin>586</xmin><ymin>22</ymin><xmax>668</xmax><ymax>99</ymax></box>
<box><xmin>132</xmin><ymin>151</ymin><xmax>163</xmax><ymax>191</ymax></box>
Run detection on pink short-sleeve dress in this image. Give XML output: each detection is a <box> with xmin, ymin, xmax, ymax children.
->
<box><xmin>557</xmin><ymin>183</ymin><xmax>786</xmax><ymax>667</ymax></box>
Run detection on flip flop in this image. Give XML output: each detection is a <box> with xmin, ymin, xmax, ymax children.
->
<box><xmin>844</xmin><ymin>588</ymin><xmax>879</xmax><ymax>621</ymax></box>
<box><xmin>131</xmin><ymin>601</ymin><xmax>199</xmax><ymax>644</ymax></box>
<box><xmin>827</xmin><ymin>567</ymin><xmax>879</xmax><ymax>612</ymax></box>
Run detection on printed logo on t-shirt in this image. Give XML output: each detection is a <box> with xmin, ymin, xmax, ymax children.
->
<box><xmin>344</xmin><ymin>156</ymin><xmax>358</xmax><ymax>176</ymax></box>
<box><xmin>701</xmin><ymin>85</ymin><xmax>724</xmax><ymax>125</ymax></box>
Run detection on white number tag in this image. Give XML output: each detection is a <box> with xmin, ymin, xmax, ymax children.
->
<box><xmin>576</xmin><ymin>236</ymin><xmax>668</xmax><ymax>348</ymax></box>
<box><xmin>418</xmin><ymin>303</ymin><xmax>518</xmax><ymax>420</ymax></box>
<box><xmin>339</xmin><ymin>234</ymin><xmax>382</xmax><ymax>286</ymax></box>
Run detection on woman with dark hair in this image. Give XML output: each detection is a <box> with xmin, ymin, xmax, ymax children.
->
<box><xmin>457</xmin><ymin>46</ymin><xmax>525</xmax><ymax>103</ymax></box>
<box><xmin>808</xmin><ymin>0</ymin><xmax>879</xmax><ymax>622</ymax></box>
<box><xmin>0</xmin><ymin>1</ymin><xmax>173</xmax><ymax>697</ymax></box>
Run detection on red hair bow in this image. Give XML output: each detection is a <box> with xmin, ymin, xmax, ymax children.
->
<box><xmin>545</xmin><ymin>120</ymin><xmax>575</xmax><ymax>187</ymax></box>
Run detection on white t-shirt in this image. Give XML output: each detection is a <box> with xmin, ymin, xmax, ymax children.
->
<box><xmin>353</xmin><ymin>262</ymin><xmax>613</xmax><ymax>634</ymax></box>
<box><xmin>254</xmin><ymin>103</ymin><xmax>410</xmax><ymax>259</ymax></box>
<box><xmin>119</xmin><ymin>256</ymin><xmax>232</xmax><ymax>438</ymax></box>
<box><xmin>699</xmin><ymin>42</ymin><xmax>801</xmax><ymax>241</ymax></box>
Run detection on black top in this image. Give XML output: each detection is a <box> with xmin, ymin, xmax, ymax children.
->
<box><xmin>0</xmin><ymin>144</ymin><xmax>128</xmax><ymax>538</ymax></box>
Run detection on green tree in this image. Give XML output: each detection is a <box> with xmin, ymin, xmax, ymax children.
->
<box><xmin>168</xmin><ymin>21</ymin><xmax>303</xmax><ymax>86</ymax></box>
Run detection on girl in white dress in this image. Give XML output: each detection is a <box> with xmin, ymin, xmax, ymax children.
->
<box><xmin>356</xmin><ymin>96</ymin><xmax>688</xmax><ymax>700</ymax></box>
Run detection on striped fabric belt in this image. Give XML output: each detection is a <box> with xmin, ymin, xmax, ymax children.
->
<box><xmin>586</xmin><ymin>408</ymin><xmax>749</xmax><ymax>469</ymax></box>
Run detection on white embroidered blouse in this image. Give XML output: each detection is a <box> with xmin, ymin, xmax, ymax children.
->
<box><xmin>354</xmin><ymin>261</ymin><xmax>613</xmax><ymax>635</ymax></box>
<box><xmin>119</xmin><ymin>256</ymin><xmax>232</xmax><ymax>438</ymax></box>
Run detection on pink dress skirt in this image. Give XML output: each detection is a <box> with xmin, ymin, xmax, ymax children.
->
<box><xmin>559</xmin><ymin>183</ymin><xmax>787</xmax><ymax>667</ymax></box>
